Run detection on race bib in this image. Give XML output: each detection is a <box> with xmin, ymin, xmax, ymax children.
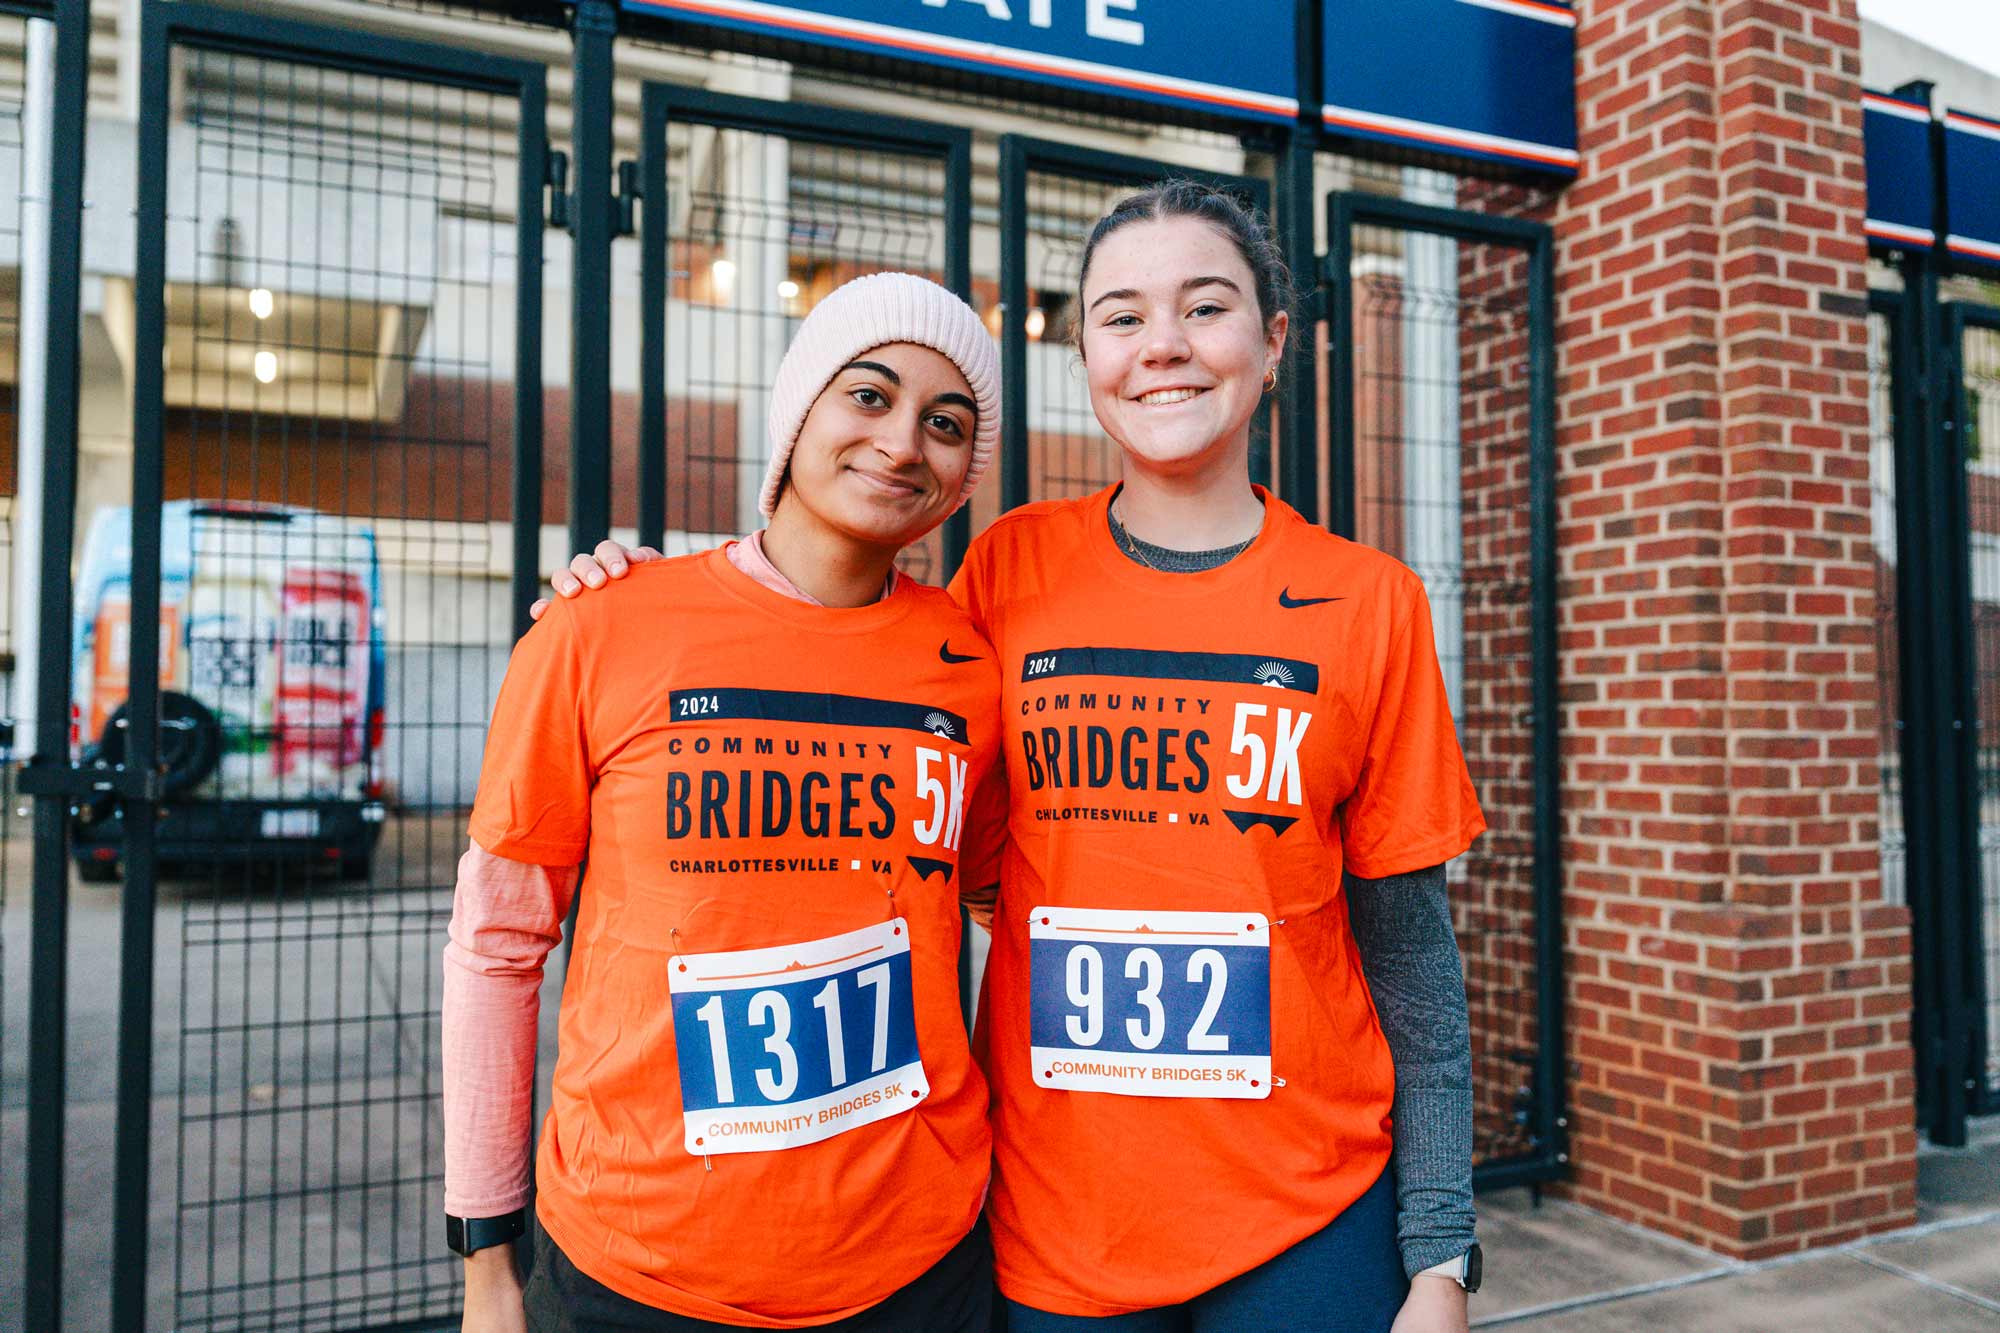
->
<box><xmin>1029</xmin><ymin>907</ymin><xmax>1272</xmax><ymax>1099</ymax></box>
<box><xmin>669</xmin><ymin>918</ymin><xmax>929</xmax><ymax>1154</ymax></box>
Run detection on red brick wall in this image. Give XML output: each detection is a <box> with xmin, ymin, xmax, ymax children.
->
<box><xmin>1548</xmin><ymin>0</ymin><xmax>1915</xmax><ymax>1255</ymax></box>
<box><xmin>165</xmin><ymin>377</ymin><xmax>739</xmax><ymax>537</ymax></box>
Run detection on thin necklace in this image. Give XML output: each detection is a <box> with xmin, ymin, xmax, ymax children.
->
<box><xmin>1112</xmin><ymin>494</ymin><xmax>1159</xmax><ymax>570</ymax></box>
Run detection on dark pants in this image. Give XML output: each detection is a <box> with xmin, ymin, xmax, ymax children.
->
<box><xmin>1000</xmin><ymin>1167</ymin><xmax>1406</xmax><ymax>1333</ymax></box>
<box><xmin>524</xmin><ymin>1217</ymin><xmax>994</xmax><ymax>1332</ymax></box>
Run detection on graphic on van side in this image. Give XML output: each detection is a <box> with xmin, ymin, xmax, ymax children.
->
<box><xmin>72</xmin><ymin>501</ymin><xmax>386</xmax><ymax>806</ymax></box>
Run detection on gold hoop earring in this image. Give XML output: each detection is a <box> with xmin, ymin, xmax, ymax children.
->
<box><xmin>1263</xmin><ymin>367</ymin><xmax>1279</xmax><ymax>394</ymax></box>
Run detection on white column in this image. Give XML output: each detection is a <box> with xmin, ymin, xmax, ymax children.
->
<box><xmin>12</xmin><ymin>19</ymin><xmax>56</xmax><ymax>750</ymax></box>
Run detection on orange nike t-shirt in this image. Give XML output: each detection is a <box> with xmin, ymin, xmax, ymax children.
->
<box><xmin>949</xmin><ymin>486</ymin><xmax>1486</xmax><ymax>1316</ymax></box>
<box><xmin>469</xmin><ymin>547</ymin><xmax>1005</xmax><ymax>1327</ymax></box>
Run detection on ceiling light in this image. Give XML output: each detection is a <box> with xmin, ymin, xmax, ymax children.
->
<box><xmin>248</xmin><ymin>288</ymin><xmax>274</xmax><ymax>320</ymax></box>
<box><xmin>1026</xmin><ymin>307</ymin><xmax>1047</xmax><ymax>340</ymax></box>
<box><xmin>778</xmin><ymin>279</ymin><xmax>800</xmax><ymax>300</ymax></box>
<box><xmin>710</xmin><ymin>258</ymin><xmax>737</xmax><ymax>297</ymax></box>
<box><xmin>253</xmin><ymin>350</ymin><xmax>278</xmax><ymax>383</ymax></box>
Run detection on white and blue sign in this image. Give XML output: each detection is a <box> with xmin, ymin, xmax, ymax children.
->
<box><xmin>1029</xmin><ymin>907</ymin><xmax>1271</xmax><ymax>1099</ymax></box>
<box><xmin>1946</xmin><ymin>108</ymin><xmax>2000</xmax><ymax>270</ymax></box>
<box><xmin>623</xmin><ymin>0</ymin><xmax>1297</xmax><ymax>124</ymax></box>
<box><xmin>1323</xmin><ymin>0</ymin><xmax>1579</xmax><ymax>175</ymax></box>
<box><xmin>670</xmin><ymin>918</ymin><xmax>929</xmax><ymax>1155</ymax></box>
<box><xmin>1863</xmin><ymin>91</ymin><xmax>1936</xmax><ymax>252</ymax></box>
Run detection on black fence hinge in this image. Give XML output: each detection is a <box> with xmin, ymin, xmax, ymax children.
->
<box><xmin>614</xmin><ymin>159</ymin><xmax>639</xmax><ymax>239</ymax></box>
<box><xmin>17</xmin><ymin>754</ymin><xmax>163</xmax><ymax>803</ymax></box>
<box><xmin>546</xmin><ymin>148</ymin><xmax>571</xmax><ymax>231</ymax></box>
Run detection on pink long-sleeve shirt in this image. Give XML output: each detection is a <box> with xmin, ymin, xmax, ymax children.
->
<box><xmin>441</xmin><ymin>534</ymin><xmax>897</xmax><ymax>1215</ymax></box>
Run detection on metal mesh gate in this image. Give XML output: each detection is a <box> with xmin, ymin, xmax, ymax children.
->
<box><xmin>1009</xmin><ymin>168</ymin><xmax>1127</xmax><ymax>502</ymax></box>
<box><xmin>111</xmin><ymin>9</ymin><xmax>549</xmax><ymax>1327</ymax></box>
<box><xmin>1327</xmin><ymin>189</ymin><xmax>1561</xmax><ymax>1183</ymax></box>
<box><xmin>1957</xmin><ymin>308</ymin><xmax>2000</xmax><ymax>1101</ymax></box>
<box><xmin>1869</xmin><ymin>275</ymin><xmax>2000</xmax><ymax>1143</ymax></box>
<box><xmin>1</xmin><ymin>9</ymin><xmax>1584</xmax><ymax>1320</ymax></box>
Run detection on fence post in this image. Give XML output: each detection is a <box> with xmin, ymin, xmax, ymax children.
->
<box><xmin>569</xmin><ymin>0</ymin><xmax>617</xmax><ymax>554</ymax></box>
<box><xmin>1276</xmin><ymin>0</ymin><xmax>1321</xmax><ymax>518</ymax></box>
<box><xmin>23</xmin><ymin>0</ymin><xmax>93</xmax><ymax>1325</ymax></box>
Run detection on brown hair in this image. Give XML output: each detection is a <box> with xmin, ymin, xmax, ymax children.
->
<box><xmin>1074</xmin><ymin>179</ymin><xmax>1295</xmax><ymax>347</ymax></box>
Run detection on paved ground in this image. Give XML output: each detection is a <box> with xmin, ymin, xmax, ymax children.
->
<box><xmin>1472</xmin><ymin>1122</ymin><xmax>2000</xmax><ymax>1330</ymax></box>
<box><xmin>0</xmin><ymin>810</ymin><xmax>552</xmax><ymax>1330</ymax></box>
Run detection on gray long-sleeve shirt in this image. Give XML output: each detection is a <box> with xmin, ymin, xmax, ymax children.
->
<box><xmin>1346</xmin><ymin>864</ymin><xmax>1477</xmax><ymax>1276</ymax></box>
<box><xmin>1109</xmin><ymin>508</ymin><xmax>1478</xmax><ymax>1278</ymax></box>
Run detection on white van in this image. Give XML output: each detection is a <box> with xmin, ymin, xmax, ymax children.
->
<box><xmin>69</xmin><ymin>501</ymin><xmax>388</xmax><ymax>880</ymax></box>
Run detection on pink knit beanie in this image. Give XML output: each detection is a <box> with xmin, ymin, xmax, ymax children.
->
<box><xmin>759</xmin><ymin>272</ymin><xmax>1000</xmax><ymax>518</ymax></box>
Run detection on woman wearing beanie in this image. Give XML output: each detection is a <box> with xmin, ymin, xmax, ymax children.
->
<box><xmin>444</xmin><ymin>272</ymin><xmax>1008</xmax><ymax>1332</ymax></box>
<box><xmin>546</xmin><ymin>186</ymin><xmax>1485</xmax><ymax>1333</ymax></box>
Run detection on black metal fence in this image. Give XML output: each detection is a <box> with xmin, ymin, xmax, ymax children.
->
<box><xmin>9</xmin><ymin>1</ymin><xmax>1570</xmax><ymax>1326</ymax></box>
<box><xmin>1872</xmin><ymin>257</ymin><xmax>2000</xmax><ymax>1148</ymax></box>
<box><xmin>1324</xmin><ymin>189</ymin><xmax>1563</xmax><ymax>1184</ymax></box>
<box><xmin>1965</xmin><ymin>307</ymin><xmax>2000</xmax><ymax>1108</ymax></box>
<box><xmin>136</xmin><ymin>26</ymin><xmax>545</xmax><ymax>1328</ymax></box>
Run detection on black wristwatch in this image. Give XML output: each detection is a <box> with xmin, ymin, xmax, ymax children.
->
<box><xmin>1420</xmin><ymin>1242</ymin><xmax>1483</xmax><ymax>1294</ymax></box>
<box><xmin>446</xmin><ymin>1208</ymin><xmax>527</xmax><ymax>1257</ymax></box>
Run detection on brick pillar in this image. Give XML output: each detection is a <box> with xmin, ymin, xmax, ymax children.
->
<box><xmin>1551</xmin><ymin>0</ymin><xmax>1916</xmax><ymax>1254</ymax></box>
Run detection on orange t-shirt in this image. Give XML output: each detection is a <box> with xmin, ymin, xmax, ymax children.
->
<box><xmin>949</xmin><ymin>486</ymin><xmax>1485</xmax><ymax>1316</ymax></box>
<box><xmin>469</xmin><ymin>547</ymin><xmax>1005</xmax><ymax>1327</ymax></box>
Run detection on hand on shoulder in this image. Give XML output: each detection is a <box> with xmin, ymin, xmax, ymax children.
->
<box><xmin>528</xmin><ymin>540</ymin><xmax>663</xmax><ymax>621</ymax></box>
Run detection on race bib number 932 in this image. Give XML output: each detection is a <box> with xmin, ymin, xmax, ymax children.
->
<box><xmin>669</xmin><ymin>919</ymin><xmax>928</xmax><ymax>1155</ymax></box>
<box><xmin>1029</xmin><ymin>907</ymin><xmax>1271</xmax><ymax>1099</ymax></box>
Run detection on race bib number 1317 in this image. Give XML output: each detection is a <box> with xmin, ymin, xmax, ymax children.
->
<box><xmin>669</xmin><ymin>918</ymin><xmax>928</xmax><ymax>1154</ymax></box>
<box><xmin>1029</xmin><ymin>907</ymin><xmax>1271</xmax><ymax>1099</ymax></box>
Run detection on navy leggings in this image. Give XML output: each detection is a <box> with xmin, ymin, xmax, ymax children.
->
<box><xmin>524</xmin><ymin>1217</ymin><xmax>992</xmax><ymax>1331</ymax></box>
<box><xmin>1000</xmin><ymin>1167</ymin><xmax>1406</xmax><ymax>1333</ymax></box>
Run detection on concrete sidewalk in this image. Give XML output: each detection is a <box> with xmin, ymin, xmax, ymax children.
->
<box><xmin>1472</xmin><ymin>1123</ymin><xmax>2000</xmax><ymax>1330</ymax></box>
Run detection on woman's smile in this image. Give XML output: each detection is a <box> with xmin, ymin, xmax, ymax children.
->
<box><xmin>1134</xmin><ymin>386</ymin><xmax>1210</xmax><ymax>406</ymax></box>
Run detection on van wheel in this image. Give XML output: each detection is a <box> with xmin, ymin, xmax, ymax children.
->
<box><xmin>337</xmin><ymin>854</ymin><xmax>371</xmax><ymax>883</ymax></box>
<box><xmin>76</xmin><ymin>857</ymin><xmax>120</xmax><ymax>884</ymax></box>
<box><xmin>96</xmin><ymin>692</ymin><xmax>224</xmax><ymax>796</ymax></box>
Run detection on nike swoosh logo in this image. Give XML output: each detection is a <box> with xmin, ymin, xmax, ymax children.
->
<box><xmin>1278</xmin><ymin>588</ymin><xmax>1344</xmax><ymax>609</ymax></box>
<box><xmin>939</xmin><ymin>641</ymin><xmax>982</xmax><ymax>664</ymax></box>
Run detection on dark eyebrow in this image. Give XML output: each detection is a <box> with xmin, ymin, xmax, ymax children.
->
<box><xmin>1086</xmin><ymin>275</ymin><xmax>1243</xmax><ymax>315</ymax></box>
<box><xmin>931</xmin><ymin>392</ymin><xmax>977</xmax><ymax>414</ymax></box>
<box><xmin>1086</xmin><ymin>287</ymin><xmax>1139</xmax><ymax>315</ymax></box>
<box><xmin>1183</xmin><ymin>275</ymin><xmax>1242</xmax><ymax>298</ymax></box>
<box><xmin>841</xmin><ymin>359</ymin><xmax>900</xmax><ymax>385</ymax></box>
